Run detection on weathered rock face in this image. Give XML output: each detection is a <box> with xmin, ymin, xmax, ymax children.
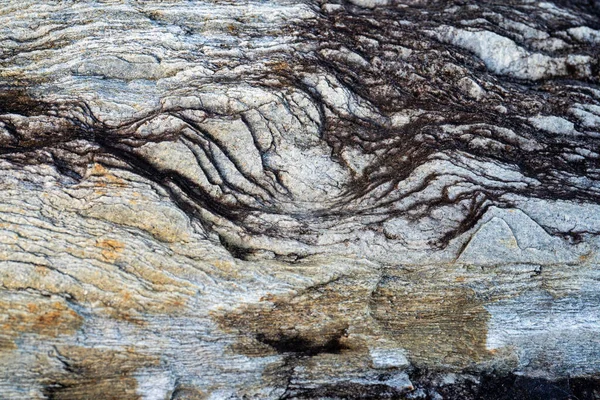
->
<box><xmin>1</xmin><ymin>0</ymin><xmax>600</xmax><ymax>398</ymax></box>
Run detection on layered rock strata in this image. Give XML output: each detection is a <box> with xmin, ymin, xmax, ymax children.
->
<box><xmin>1</xmin><ymin>0</ymin><xmax>600</xmax><ymax>398</ymax></box>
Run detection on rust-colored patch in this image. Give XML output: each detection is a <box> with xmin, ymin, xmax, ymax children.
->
<box><xmin>0</xmin><ymin>296</ymin><xmax>83</xmax><ymax>353</ymax></box>
<box><xmin>90</xmin><ymin>163</ymin><xmax>126</xmax><ymax>186</ymax></box>
<box><xmin>111</xmin><ymin>311</ymin><xmax>147</xmax><ymax>326</ymax></box>
<box><xmin>1</xmin><ymin>258</ymin><xmax>191</xmax><ymax>327</ymax></box>
<box><xmin>35</xmin><ymin>265</ymin><xmax>50</xmax><ymax>276</ymax></box>
<box><xmin>270</xmin><ymin>61</ymin><xmax>290</xmax><ymax>72</ymax></box>
<box><xmin>89</xmin><ymin>163</ymin><xmax>127</xmax><ymax>195</ymax></box>
<box><xmin>95</xmin><ymin>238</ymin><xmax>125</xmax><ymax>262</ymax></box>
<box><xmin>32</xmin><ymin>301</ymin><xmax>82</xmax><ymax>337</ymax></box>
<box><xmin>578</xmin><ymin>252</ymin><xmax>593</xmax><ymax>263</ymax></box>
<box><xmin>166</xmin><ymin>299</ymin><xmax>185</xmax><ymax>308</ymax></box>
<box><xmin>43</xmin><ymin>346</ymin><xmax>159</xmax><ymax>400</ymax></box>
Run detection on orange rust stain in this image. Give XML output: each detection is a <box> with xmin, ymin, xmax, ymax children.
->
<box><xmin>112</xmin><ymin>311</ymin><xmax>146</xmax><ymax>326</ymax></box>
<box><xmin>31</xmin><ymin>302</ymin><xmax>83</xmax><ymax>335</ymax></box>
<box><xmin>259</xmin><ymin>293</ymin><xmax>276</xmax><ymax>302</ymax></box>
<box><xmin>271</xmin><ymin>61</ymin><xmax>290</xmax><ymax>72</ymax></box>
<box><xmin>454</xmin><ymin>276</ymin><xmax>466</xmax><ymax>282</ymax></box>
<box><xmin>34</xmin><ymin>265</ymin><xmax>50</xmax><ymax>276</ymax></box>
<box><xmin>90</xmin><ymin>163</ymin><xmax>109</xmax><ymax>175</ymax></box>
<box><xmin>36</xmin><ymin>310</ymin><xmax>63</xmax><ymax>327</ymax></box>
<box><xmin>90</xmin><ymin>163</ymin><xmax>127</xmax><ymax>188</ymax></box>
<box><xmin>1</xmin><ymin>298</ymin><xmax>83</xmax><ymax>353</ymax></box>
<box><xmin>96</xmin><ymin>238</ymin><xmax>125</xmax><ymax>263</ymax></box>
<box><xmin>166</xmin><ymin>299</ymin><xmax>185</xmax><ymax>308</ymax></box>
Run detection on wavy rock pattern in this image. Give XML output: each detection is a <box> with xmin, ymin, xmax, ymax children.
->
<box><xmin>1</xmin><ymin>0</ymin><xmax>600</xmax><ymax>398</ymax></box>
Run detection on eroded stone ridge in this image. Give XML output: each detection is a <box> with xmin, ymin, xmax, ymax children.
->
<box><xmin>0</xmin><ymin>0</ymin><xmax>599</xmax><ymax>398</ymax></box>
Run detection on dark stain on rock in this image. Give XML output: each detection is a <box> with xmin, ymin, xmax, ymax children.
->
<box><xmin>169</xmin><ymin>385</ymin><xmax>207</xmax><ymax>400</ymax></box>
<box><xmin>285</xmin><ymin>370</ymin><xmax>600</xmax><ymax>400</ymax></box>
<box><xmin>213</xmin><ymin>274</ymin><xmax>372</xmax><ymax>357</ymax></box>
<box><xmin>282</xmin><ymin>382</ymin><xmax>405</xmax><ymax>400</ymax></box>
<box><xmin>0</xmin><ymin>88</ymin><xmax>45</xmax><ymax>115</ymax></box>
<box><xmin>255</xmin><ymin>329</ymin><xmax>349</xmax><ymax>356</ymax></box>
<box><xmin>476</xmin><ymin>374</ymin><xmax>600</xmax><ymax>400</ymax></box>
<box><xmin>409</xmin><ymin>369</ymin><xmax>600</xmax><ymax>400</ymax></box>
<box><xmin>43</xmin><ymin>346</ymin><xmax>158</xmax><ymax>400</ymax></box>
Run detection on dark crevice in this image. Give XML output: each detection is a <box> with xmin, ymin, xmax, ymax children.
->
<box><xmin>256</xmin><ymin>329</ymin><xmax>349</xmax><ymax>356</ymax></box>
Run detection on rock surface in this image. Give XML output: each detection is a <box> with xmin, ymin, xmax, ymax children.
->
<box><xmin>1</xmin><ymin>0</ymin><xmax>600</xmax><ymax>399</ymax></box>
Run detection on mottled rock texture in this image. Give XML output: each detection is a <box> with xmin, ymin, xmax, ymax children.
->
<box><xmin>1</xmin><ymin>0</ymin><xmax>600</xmax><ymax>399</ymax></box>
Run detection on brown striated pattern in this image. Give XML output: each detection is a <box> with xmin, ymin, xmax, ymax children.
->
<box><xmin>370</xmin><ymin>275</ymin><xmax>491</xmax><ymax>368</ymax></box>
<box><xmin>42</xmin><ymin>346</ymin><xmax>158</xmax><ymax>400</ymax></box>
